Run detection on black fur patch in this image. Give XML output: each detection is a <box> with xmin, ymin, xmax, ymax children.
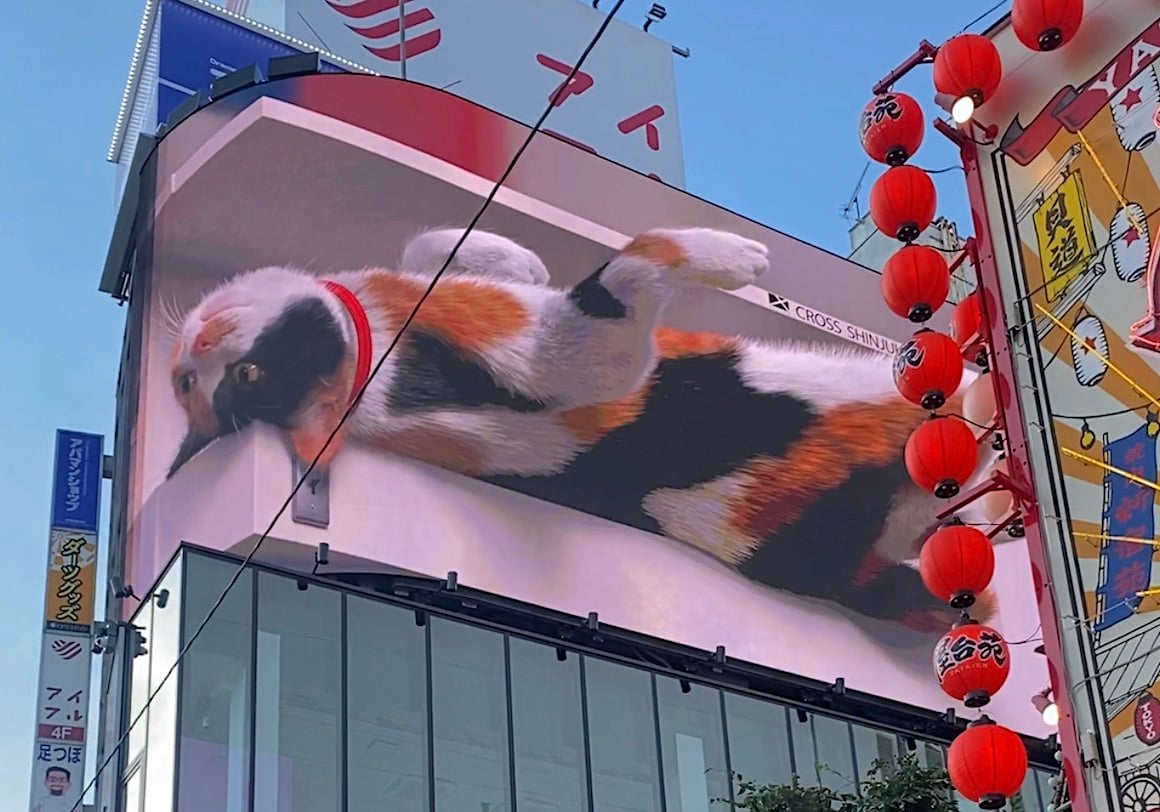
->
<box><xmin>213</xmin><ymin>297</ymin><xmax>347</xmax><ymax>431</ymax></box>
<box><xmin>484</xmin><ymin>349</ymin><xmax>815</xmax><ymax>532</ymax></box>
<box><xmin>737</xmin><ymin>462</ymin><xmax>910</xmax><ymax>604</ymax></box>
<box><xmin>387</xmin><ymin>331</ymin><xmax>548</xmax><ymax>413</ymax></box>
<box><xmin>568</xmin><ymin>263</ymin><xmax>627</xmax><ymax>319</ymax></box>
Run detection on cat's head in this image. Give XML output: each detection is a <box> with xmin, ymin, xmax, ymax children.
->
<box><xmin>165</xmin><ymin>267</ymin><xmax>354</xmax><ymax>478</ymax></box>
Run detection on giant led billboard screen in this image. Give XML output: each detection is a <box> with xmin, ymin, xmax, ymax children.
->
<box><xmin>117</xmin><ymin>72</ymin><xmax>1049</xmax><ymax>735</ymax></box>
<box><xmin>971</xmin><ymin>0</ymin><xmax>1160</xmax><ymax>802</ymax></box>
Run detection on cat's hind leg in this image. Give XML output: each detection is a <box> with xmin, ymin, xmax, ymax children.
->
<box><xmin>400</xmin><ymin>227</ymin><xmax>551</xmax><ymax>285</ymax></box>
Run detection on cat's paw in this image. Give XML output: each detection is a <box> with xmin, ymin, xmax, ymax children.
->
<box><xmin>401</xmin><ymin>228</ymin><xmax>551</xmax><ymax>285</ymax></box>
<box><xmin>665</xmin><ymin>228</ymin><xmax>769</xmax><ymax>291</ymax></box>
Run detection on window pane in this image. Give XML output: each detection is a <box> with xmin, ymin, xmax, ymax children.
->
<box><xmin>144</xmin><ymin>558</ymin><xmax>184</xmax><ymax>812</ymax></box>
<box><xmin>790</xmin><ymin>711</ymin><xmax>856</xmax><ymax>793</ymax></box>
<box><xmin>656</xmin><ymin>677</ymin><xmax>730</xmax><ymax>812</ymax></box>
<box><xmin>178</xmin><ymin>555</ymin><xmax>253</xmax><ymax>812</ymax></box>
<box><xmin>723</xmin><ymin>693</ymin><xmax>793</xmax><ymax>791</ymax></box>
<box><xmin>509</xmin><ymin>639</ymin><xmax>588</xmax><ymax>812</ymax></box>
<box><xmin>585</xmin><ymin>658</ymin><xmax>663</xmax><ymax>812</ymax></box>
<box><xmin>254</xmin><ymin>574</ymin><xmax>342</xmax><ymax>812</ymax></box>
<box><xmin>430</xmin><ymin>618</ymin><xmax>511</xmax><ymax>811</ymax></box>
<box><xmin>851</xmin><ymin>724</ymin><xmax>898</xmax><ymax>787</ymax></box>
<box><xmin>1012</xmin><ymin>767</ymin><xmax>1043</xmax><ymax>812</ymax></box>
<box><xmin>123</xmin><ymin>768</ymin><xmax>143</xmax><ymax>812</ymax></box>
<box><xmin>126</xmin><ymin>599</ymin><xmax>153</xmax><ymax>771</ymax></box>
<box><xmin>346</xmin><ymin>596</ymin><xmax>428</xmax><ymax>812</ymax></box>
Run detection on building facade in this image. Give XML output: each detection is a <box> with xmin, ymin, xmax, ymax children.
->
<box><xmin>117</xmin><ymin>547</ymin><xmax>1059</xmax><ymax>812</ymax></box>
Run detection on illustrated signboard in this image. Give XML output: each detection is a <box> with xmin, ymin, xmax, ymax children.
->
<box><xmin>281</xmin><ymin>0</ymin><xmax>685</xmax><ymax>185</ymax></box>
<box><xmin>972</xmin><ymin>1</ymin><xmax>1160</xmax><ymax>807</ymax></box>
<box><xmin>29</xmin><ymin>430</ymin><xmax>103</xmax><ymax>812</ymax></box>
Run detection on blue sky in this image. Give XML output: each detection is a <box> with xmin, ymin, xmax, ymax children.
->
<box><xmin>0</xmin><ymin>0</ymin><xmax>1005</xmax><ymax>802</ymax></box>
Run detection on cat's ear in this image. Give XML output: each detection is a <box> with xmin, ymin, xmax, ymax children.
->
<box><xmin>286</xmin><ymin>375</ymin><xmax>350</xmax><ymax>469</ymax></box>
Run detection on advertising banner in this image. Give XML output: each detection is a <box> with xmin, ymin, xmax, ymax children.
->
<box><xmin>117</xmin><ymin>72</ymin><xmax>1048</xmax><ymax>735</ymax></box>
<box><xmin>971</xmin><ymin>0</ymin><xmax>1160</xmax><ymax>804</ymax></box>
<box><xmin>282</xmin><ymin>0</ymin><xmax>685</xmax><ymax>185</ymax></box>
<box><xmin>29</xmin><ymin>431</ymin><xmax>103</xmax><ymax>812</ymax></box>
<box><xmin>156</xmin><ymin>0</ymin><xmax>345</xmax><ymax>129</ymax></box>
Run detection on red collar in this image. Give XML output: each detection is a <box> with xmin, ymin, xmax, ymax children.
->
<box><xmin>323</xmin><ymin>280</ymin><xmax>373</xmax><ymax>406</ymax></box>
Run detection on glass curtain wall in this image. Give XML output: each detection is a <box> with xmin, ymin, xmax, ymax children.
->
<box><xmin>129</xmin><ymin>551</ymin><xmax>1059</xmax><ymax>812</ymax></box>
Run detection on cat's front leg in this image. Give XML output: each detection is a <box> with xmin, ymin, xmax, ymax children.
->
<box><xmin>400</xmin><ymin>228</ymin><xmax>551</xmax><ymax>285</ymax></box>
<box><xmin>599</xmin><ymin>228</ymin><xmax>769</xmax><ymax>305</ymax></box>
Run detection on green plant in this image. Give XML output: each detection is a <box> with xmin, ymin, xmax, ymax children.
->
<box><xmin>720</xmin><ymin>753</ymin><xmax>958</xmax><ymax>812</ymax></box>
<box><xmin>721</xmin><ymin>773</ymin><xmax>854</xmax><ymax>812</ymax></box>
<box><xmin>856</xmin><ymin>753</ymin><xmax>959</xmax><ymax>812</ymax></box>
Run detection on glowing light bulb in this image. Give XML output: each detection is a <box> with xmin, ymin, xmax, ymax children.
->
<box><xmin>1043</xmin><ymin>702</ymin><xmax>1060</xmax><ymax>726</ymax></box>
<box><xmin>952</xmin><ymin>95</ymin><xmax>976</xmax><ymax>124</ymax></box>
<box><xmin>1080</xmin><ymin>421</ymin><xmax>1096</xmax><ymax>450</ymax></box>
<box><xmin>1149</xmin><ymin>412</ymin><xmax>1159</xmax><ymax>439</ymax></box>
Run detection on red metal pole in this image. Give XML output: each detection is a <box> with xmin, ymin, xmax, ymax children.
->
<box><xmin>872</xmin><ymin>40</ymin><xmax>940</xmax><ymax>95</ymax></box>
<box><xmin>935</xmin><ymin>118</ymin><xmax>1094</xmax><ymax>812</ymax></box>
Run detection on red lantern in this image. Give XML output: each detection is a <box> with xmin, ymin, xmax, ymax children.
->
<box><xmin>1012</xmin><ymin>0</ymin><xmax>1083</xmax><ymax>52</ymax></box>
<box><xmin>893</xmin><ymin>329</ymin><xmax>964</xmax><ymax>410</ymax></box>
<box><xmin>919</xmin><ymin>522</ymin><xmax>995</xmax><ymax>608</ymax></box>
<box><xmin>949</xmin><ymin>292</ymin><xmax>982</xmax><ymax>346</ymax></box>
<box><xmin>933</xmin><ymin>34</ymin><xmax>1003</xmax><ymax>112</ymax></box>
<box><xmin>859</xmin><ymin>92</ymin><xmax>925</xmax><ymax>166</ymax></box>
<box><xmin>948</xmin><ymin>717</ymin><xmax>1028</xmax><ymax>810</ymax></box>
<box><xmin>1134</xmin><ymin>691</ymin><xmax>1160</xmax><ymax>745</ymax></box>
<box><xmin>882</xmin><ymin>244</ymin><xmax>950</xmax><ymax>323</ymax></box>
<box><xmin>934</xmin><ymin>618</ymin><xmax>1011</xmax><ymax>706</ymax></box>
<box><xmin>906</xmin><ymin>415</ymin><xmax>979</xmax><ymax>498</ymax></box>
<box><xmin>870</xmin><ymin>165</ymin><xmax>937</xmax><ymax>242</ymax></box>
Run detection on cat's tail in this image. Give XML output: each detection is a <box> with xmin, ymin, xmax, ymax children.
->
<box><xmin>845</xmin><ymin>550</ymin><xmax>999</xmax><ymax>633</ymax></box>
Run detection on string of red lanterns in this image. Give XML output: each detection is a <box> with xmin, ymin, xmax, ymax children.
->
<box><xmin>856</xmin><ymin>5</ymin><xmax>1097</xmax><ymax>801</ymax></box>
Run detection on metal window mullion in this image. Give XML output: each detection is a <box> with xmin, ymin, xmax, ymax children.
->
<box><xmin>578</xmin><ymin>655</ymin><xmax>595</xmax><ymax>812</ymax></box>
<box><xmin>718</xmin><ymin>689</ymin><xmax>735</xmax><ymax>808</ymax></box>
<box><xmin>425</xmin><ymin>617</ymin><xmax>435</xmax><ymax>812</ymax></box>
<box><xmin>651</xmin><ymin>674</ymin><xmax>668</xmax><ymax>812</ymax></box>
<box><xmin>340</xmin><ymin>593</ymin><xmax>349</xmax><ymax>812</ymax></box>
<box><xmin>503</xmin><ymin>634</ymin><xmax>518</xmax><ymax>812</ymax></box>
<box><xmin>247</xmin><ymin>568</ymin><xmax>258</xmax><ymax>812</ymax></box>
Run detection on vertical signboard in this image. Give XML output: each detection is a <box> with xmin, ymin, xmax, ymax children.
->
<box><xmin>29</xmin><ymin>430</ymin><xmax>103</xmax><ymax>812</ymax></box>
<box><xmin>973</xmin><ymin>2</ymin><xmax>1160</xmax><ymax>808</ymax></box>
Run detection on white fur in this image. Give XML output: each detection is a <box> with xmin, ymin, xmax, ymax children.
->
<box><xmin>400</xmin><ymin>227</ymin><xmax>551</xmax><ymax>285</ymax></box>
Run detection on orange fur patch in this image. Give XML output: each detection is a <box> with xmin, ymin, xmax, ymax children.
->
<box><xmin>372</xmin><ymin>427</ymin><xmax>487</xmax><ymax>476</ymax></box>
<box><xmin>192</xmin><ymin>314</ymin><xmax>237</xmax><ymax>357</ymax></box>
<box><xmin>732</xmin><ymin>398</ymin><xmax>927</xmax><ymax>542</ymax></box>
<box><xmin>559</xmin><ymin>393</ymin><xmax>649</xmax><ymax>445</ymax></box>
<box><xmin>364</xmin><ymin>273</ymin><xmax>529</xmax><ymax>356</ymax></box>
<box><xmin>621</xmin><ymin>233</ymin><xmax>688</xmax><ymax>269</ymax></box>
<box><xmin>655</xmin><ymin>327</ymin><xmax>736</xmax><ymax>359</ymax></box>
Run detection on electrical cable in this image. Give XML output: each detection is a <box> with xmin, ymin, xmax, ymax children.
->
<box><xmin>960</xmin><ymin>0</ymin><xmax>1008</xmax><ymax>33</ymax></box>
<box><xmin>1053</xmin><ymin>403</ymin><xmax>1153</xmax><ymax>421</ymax></box>
<box><xmin>68</xmin><ymin>3</ymin><xmax>628</xmax><ymax>808</ymax></box>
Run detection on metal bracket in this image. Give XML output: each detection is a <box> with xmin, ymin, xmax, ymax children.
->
<box><xmin>291</xmin><ymin>457</ymin><xmax>330</xmax><ymax>528</ymax></box>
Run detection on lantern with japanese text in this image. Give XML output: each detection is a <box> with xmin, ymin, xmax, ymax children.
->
<box><xmin>1134</xmin><ymin>691</ymin><xmax>1160</xmax><ymax>746</ymax></box>
<box><xmin>934</xmin><ymin>34</ymin><xmax>1003</xmax><ymax>124</ymax></box>
<box><xmin>1012</xmin><ymin>0</ymin><xmax>1084</xmax><ymax>52</ymax></box>
<box><xmin>905</xmin><ymin>415</ymin><xmax>978</xmax><ymax>498</ymax></box>
<box><xmin>948</xmin><ymin>717</ymin><xmax>1029</xmax><ymax>810</ymax></box>
<box><xmin>860</xmin><ymin>92</ymin><xmax>925</xmax><ymax>166</ymax></box>
<box><xmin>882</xmin><ymin>244</ymin><xmax>950</xmax><ymax>323</ymax></box>
<box><xmin>893</xmin><ymin>329</ymin><xmax>964</xmax><ymax>410</ymax></box>
<box><xmin>870</xmin><ymin>165</ymin><xmax>937</xmax><ymax>242</ymax></box>
<box><xmin>919</xmin><ymin>522</ymin><xmax>995</xmax><ymax>608</ymax></box>
<box><xmin>934</xmin><ymin>618</ymin><xmax>1011</xmax><ymax>706</ymax></box>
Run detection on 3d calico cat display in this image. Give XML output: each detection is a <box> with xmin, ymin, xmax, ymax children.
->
<box><xmin>165</xmin><ymin>226</ymin><xmax>997</xmax><ymax>634</ymax></box>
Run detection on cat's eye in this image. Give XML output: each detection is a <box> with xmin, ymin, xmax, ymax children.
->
<box><xmin>234</xmin><ymin>363</ymin><xmax>264</xmax><ymax>384</ymax></box>
<box><xmin>177</xmin><ymin>372</ymin><xmax>196</xmax><ymax>395</ymax></box>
